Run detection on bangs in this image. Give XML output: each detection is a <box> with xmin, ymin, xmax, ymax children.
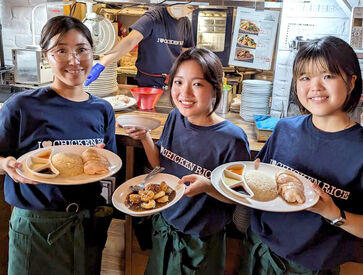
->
<box><xmin>292</xmin><ymin>36</ymin><xmax>362</xmax><ymax>113</ymax></box>
<box><xmin>294</xmin><ymin>56</ymin><xmax>343</xmax><ymax>79</ymax></box>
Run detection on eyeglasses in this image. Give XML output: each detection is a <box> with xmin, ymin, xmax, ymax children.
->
<box><xmin>48</xmin><ymin>48</ymin><xmax>93</xmax><ymax>62</ymax></box>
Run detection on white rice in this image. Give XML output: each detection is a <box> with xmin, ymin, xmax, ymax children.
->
<box><xmin>51</xmin><ymin>152</ymin><xmax>83</xmax><ymax>177</ymax></box>
<box><xmin>244</xmin><ymin>170</ymin><xmax>278</xmax><ymax>201</ymax></box>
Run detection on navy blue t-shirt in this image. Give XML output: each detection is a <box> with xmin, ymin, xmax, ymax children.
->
<box><xmin>156</xmin><ymin>109</ymin><xmax>250</xmax><ymax>237</ymax></box>
<box><xmin>0</xmin><ymin>87</ymin><xmax>117</xmax><ymax>210</ymax></box>
<box><xmin>131</xmin><ymin>6</ymin><xmax>194</xmax><ymax>88</ymax></box>
<box><xmin>252</xmin><ymin>115</ymin><xmax>363</xmax><ymax>270</ymax></box>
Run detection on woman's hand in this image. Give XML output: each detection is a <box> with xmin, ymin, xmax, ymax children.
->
<box><xmin>180</xmin><ymin>174</ymin><xmax>212</xmax><ymax>197</ymax></box>
<box><xmin>95</xmin><ymin>143</ymin><xmax>106</xmax><ymax>149</ymax></box>
<box><xmin>125</xmin><ymin>127</ymin><xmax>149</xmax><ymax>141</ymax></box>
<box><xmin>1</xmin><ymin>157</ymin><xmax>38</xmax><ymax>184</ymax></box>
<box><xmin>180</xmin><ymin>174</ymin><xmax>234</xmax><ymax>203</ymax></box>
<box><xmin>308</xmin><ymin>182</ymin><xmax>363</xmax><ymax>238</ymax></box>
<box><xmin>307</xmin><ymin>182</ymin><xmax>341</xmax><ymax>220</ymax></box>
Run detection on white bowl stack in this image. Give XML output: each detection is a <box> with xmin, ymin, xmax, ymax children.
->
<box><xmin>84</xmin><ymin>62</ymin><xmax>118</xmax><ymax>97</ymax></box>
<box><xmin>240</xmin><ymin>80</ymin><xmax>272</xmax><ymax>122</ymax></box>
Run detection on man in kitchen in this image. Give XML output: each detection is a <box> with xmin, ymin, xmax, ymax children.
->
<box><xmin>85</xmin><ymin>4</ymin><xmax>195</xmax><ymax>89</ymax></box>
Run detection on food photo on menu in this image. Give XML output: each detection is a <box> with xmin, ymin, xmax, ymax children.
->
<box><xmin>239</xmin><ymin>20</ymin><xmax>260</xmax><ymax>35</ymax></box>
<box><xmin>237</xmin><ymin>34</ymin><xmax>257</xmax><ymax>49</ymax></box>
<box><xmin>235</xmin><ymin>48</ymin><xmax>254</xmax><ymax>63</ymax></box>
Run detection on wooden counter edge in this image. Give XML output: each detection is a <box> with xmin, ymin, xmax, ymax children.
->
<box><xmin>114</xmin><ymin>111</ymin><xmax>265</xmax><ymax>152</ymax></box>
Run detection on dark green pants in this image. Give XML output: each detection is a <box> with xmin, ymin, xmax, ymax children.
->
<box><xmin>8</xmin><ymin>206</ymin><xmax>112</xmax><ymax>275</ymax></box>
<box><xmin>145</xmin><ymin>214</ymin><xmax>226</xmax><ymax>275</ymax></box>
<box><xmin>238</xmin><ymin>227</ymin><xmax>340</xmax><ymax>275</ymax></box>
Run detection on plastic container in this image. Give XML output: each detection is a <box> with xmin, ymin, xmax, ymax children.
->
<box><xmin>216</xmin><ymin>84</ymin><xmax>232</xmax><ymax>114</ymax></box>
<box><xmin>130</xmin><ymin>87</ymin><xmax>163</xmax><ymax>110</ymax></box>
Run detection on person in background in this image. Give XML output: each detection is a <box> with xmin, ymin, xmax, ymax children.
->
<box><xmin>125</xmin><ymin>48</ymin><xmax>250</xmax><ymax>274</ymax></box>
<box><xmin>238</xmin><ymin>36</ymin><xmax>362</xmax><ymax>274</ymax></box>
<box><xmin>85</xmin><ymin>4</ymin><xmax>195</xmax><ymax>88</ymax></box>
<box><xmin>0</xmin><ymin>16</ymin><xmax>116</xmax><ymax>275</ymax></box>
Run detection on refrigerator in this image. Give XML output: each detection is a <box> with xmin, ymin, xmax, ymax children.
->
<box><xmin>192</xmin><ymin>8</ymin><xmax>233</xmax><ymax>66</ymax></box>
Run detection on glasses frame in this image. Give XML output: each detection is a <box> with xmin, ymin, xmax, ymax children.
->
<box><xmin>46</xmin><ymin>48</ymin><xmax>93</xmax><ymax>63</ymax></box>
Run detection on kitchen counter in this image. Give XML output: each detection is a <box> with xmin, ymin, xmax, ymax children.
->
<box><xmin>115</xmin><ymin>108</ymin><xmax>265</xmax><ymax>180</ymax></box>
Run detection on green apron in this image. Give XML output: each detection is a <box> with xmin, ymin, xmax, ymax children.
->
<box><xmin>145</xmin><ymin>213</ymin><xmax>226</xmax><ymax>275</ymax></box>
<box><xmin>238</xmin><ymin>227</ymin><xmax>340</xmax><ymax>275</ymax></box>
<box><xmin>8</xmin><ymin>206</ymin><xmax>112</xmax><ymax>275</ymax></box>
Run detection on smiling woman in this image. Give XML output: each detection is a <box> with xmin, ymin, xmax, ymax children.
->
<box><xmin>40</xmin><ymin>23</ymin><xmax>94</xmax><ymax>100</ymax></box>
<box><xmin>0</xmin><ymin>16</ymin><xmax>117</xmax><ymax>275</ymax></box>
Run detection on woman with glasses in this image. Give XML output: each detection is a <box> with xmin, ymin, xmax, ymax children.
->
<box><xmin>0</xmin><ymin>16</ymin><xmax>116</xmax><ymax>275</ymax></box>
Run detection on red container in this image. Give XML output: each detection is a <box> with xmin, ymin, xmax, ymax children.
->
<box><xmin>130</xmin><ymin>87</ymin><xmax>163</xmax><ymax>110</ymax></box>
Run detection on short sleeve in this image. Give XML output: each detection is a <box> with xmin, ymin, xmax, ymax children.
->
<box><xmin>0</xmin><ymin>99</ymin><xmax>20</xmax><ymax>157</ymax></box>
<box><xmin>130</xmin><ymin>12</ymin><xmax>155</xmax><ymax>38</ymax></box>
<box><xmin>103</xmin><ymin>105</ymin><xmax>117</xmax><ymax>154</ymax></box>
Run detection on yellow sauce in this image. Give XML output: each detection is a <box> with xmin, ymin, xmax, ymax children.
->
<box><xmin>31</xmin><ymin>163</ymin><xmax>46</xmax><ymax>171</ymax></box>
<box><xmin>223</xmin><ymin>175</ymin><xmax>240</xmax><ymax>186</ymax></box>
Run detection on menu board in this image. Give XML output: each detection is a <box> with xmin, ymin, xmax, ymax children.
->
<box><xmin>229</xmin><ymin>7</ymin><xmax>280</xmax><ymax>70</ymax></box>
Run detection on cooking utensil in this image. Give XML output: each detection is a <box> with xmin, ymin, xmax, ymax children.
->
<box><xmin>129</xmin><ymin>166</ymin><xmax>165</xmax><ymax>192</ymax></box>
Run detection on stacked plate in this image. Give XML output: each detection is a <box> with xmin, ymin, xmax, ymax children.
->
<box><xmin>240</xmin><ymin>80</ymin><xmax>272</xmax><ymax>122</ymax></box>
<box><xmin>84</xmin><ymin>62</ymin><xmax>118</xmax><ymax>97</ymax></box>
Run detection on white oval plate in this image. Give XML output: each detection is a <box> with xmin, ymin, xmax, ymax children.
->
<box><xmin>116</xmin><ymin>115</ymin><xmax>161</xmax><ymax>131</ymax></box>
<box><xmin>112</xmin><ymin>173</ymin><xmax>185</xmax><ymax>217</ymax></box>
<box><xmin>16</xmin><ymin>145</ymin><xmax>122</xmax><ymax>185</ymax></box>
<box><xmin>103</xmin><ymin>95</ymin><xmax>136</xmax><ymax>111</ymax></box>
<box><xmin>211</xmin><ymin>161</ymin><xmax>319</xmax><ymax>212</ymax></box>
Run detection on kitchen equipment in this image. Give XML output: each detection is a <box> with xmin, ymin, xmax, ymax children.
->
<box><xmin>216</xmin><ymin>84</ymin><xmax>232</xmax><ymax>114</ymax></box>
<box><xmin>350</xmin><ymin>7</ymin><xmax>363</xmax><ymax>51</ymax></box>
<box><xmin>130</xmin><ymin>87</ymin><xmax>163</xmax><ymax>110</ymax></box>
<box><xmin>12</xmin><ymin>48</ymin><xmax>53</xmax><ymax>85</ymax></box>
<box><xmin>80</xmin><ymin>0</ymin><xmax>116</xmax><ymax>55</ymax></box>
<box><xmin>12</xmin><ymin>1</ymin><xmax>71</xmax><ymax>85</ymax></box>
<box><xmin>192</xmin><ymin>8</ymin><xmax>233</xmax><ymax>66</ymax></box>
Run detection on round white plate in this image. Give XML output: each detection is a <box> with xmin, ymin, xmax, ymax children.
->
<box><xmin>211</xmin><ymin>161</ymin><xmax>319</xmax><ymax>212</ymax></box>
<box><xmin>116</xmin><ymin>115</ymin><xmax>161</xmax><ymax>131</ymax></box>
<box><xmin>112</xmin><ymin>173</ymin><xmax>185</xmax><ymax>217</ymax></box>
<box><xmin>103</xmin><ymin>96</ymin><xmax>136</xmax><ymax>111</ymax></box>
<box><xmin>16</xmin><ymin>145</ymin><xmax>122</xmax><ymax>185</ymax></box>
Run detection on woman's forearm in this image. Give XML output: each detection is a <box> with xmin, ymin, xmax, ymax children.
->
<box><xmin>0</xmin><ymin>157</ymin><xmax>6</xmax><ymax>174</ymax></box>
<box><xmin>100</xmin><ymin>30</ymin><xmax>144</xmax><ymax>67</ymax></box>
<box><xmin>141</xmin><ymin>134</ymin><xmax>160</xmax><ymax>168</ymax></box>
<box><xmin>340</xmin><ymin>211</ymin><xmax>363</xmax><ymax>238</ymax></box>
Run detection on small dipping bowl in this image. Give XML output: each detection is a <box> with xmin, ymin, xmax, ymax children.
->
<box><xmin>26</xmin><ymin>150</ymin><xmax>59</xmax><ymax>178</ymax></box>
<box><xmin>222</xmin><ymin>163</ymin><xmax>253</xmax><ymax>198</ymax></box>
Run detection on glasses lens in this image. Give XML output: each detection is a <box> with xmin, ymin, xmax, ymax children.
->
<box><xmin>51</xmin><ymin>50</ymin><xmax>92</xmax><ymax>62</ymax></box>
